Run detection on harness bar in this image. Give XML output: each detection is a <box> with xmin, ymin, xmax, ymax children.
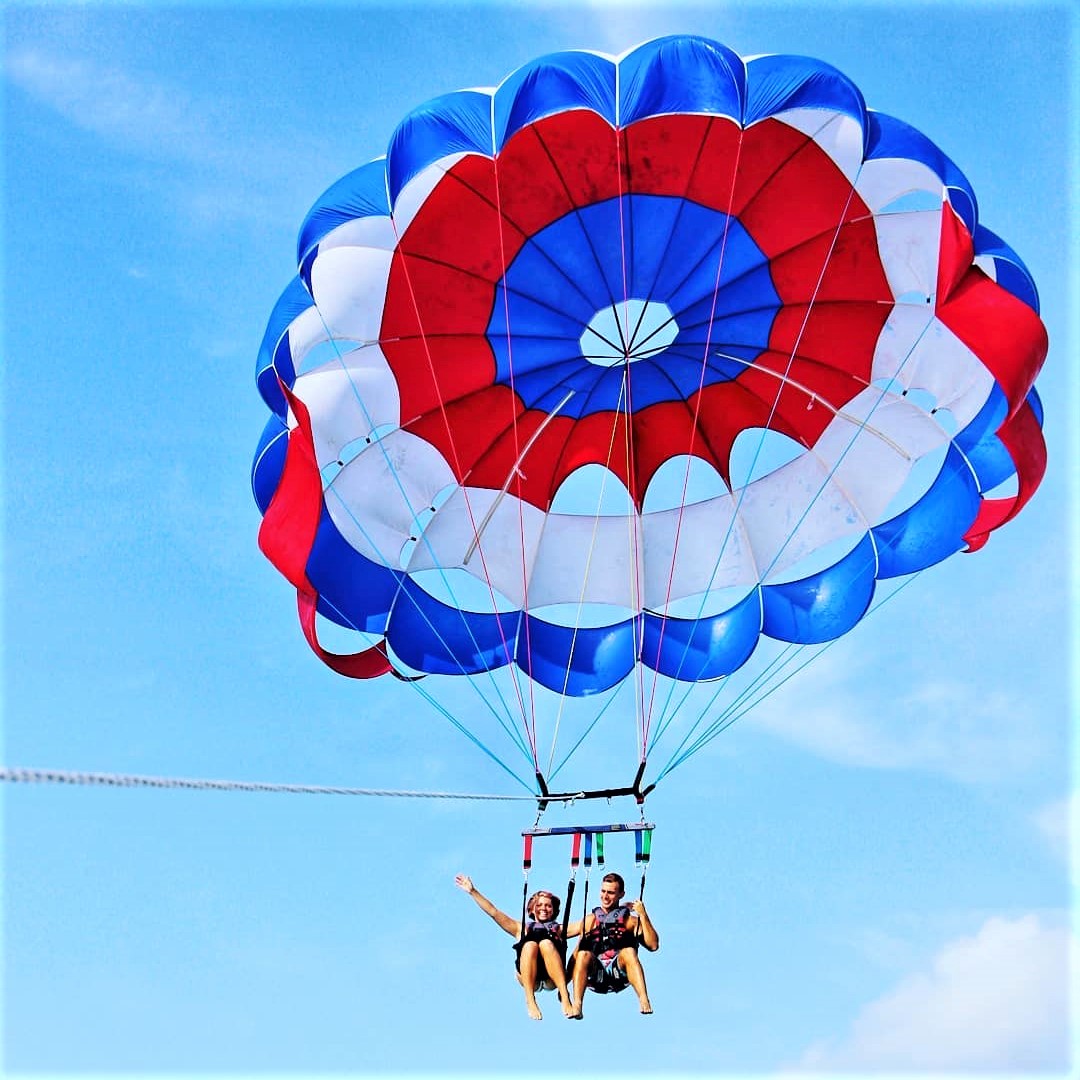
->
<box><xmin>533</xmin><ymin>762</ymin><xmax>655</xmax><ymax>809</ymax></box>
<box><xmin>523</xmin><ymin>822</ymin><xmax>655</xmax><ymax>837</ymax></box>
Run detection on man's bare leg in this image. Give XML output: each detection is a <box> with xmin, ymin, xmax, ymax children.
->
<box><xmin>570</xmin><ymin>950</ymin><xmax>592</xmax><ymax>1018</ymax></box>
<box><xmin>618</xmin><ymin>947</ymin><xmax>653</xmax><ymax>1013</ymax></box>
<box><xmin>516</xmin><ymin>942</ymin><xmax>543</xmax><ymax>1019</ymax></box>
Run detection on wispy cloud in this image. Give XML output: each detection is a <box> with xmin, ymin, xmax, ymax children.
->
<box><xmin>748</xmin><ymin>647</ymin><xmax>1048</xmax><ymax>784</ymax></box>
<box><xmin>794</xmin><ymin>913</ymin><xmax>1072</xmax><ymax>1071</ymax></box>
<box><xmin>5</xmin><ymin>43</ymin><xmax>328</xmax><ymax>232</ymax></box>
<box><xmin>7</xmin><ymin>48</ymin><xmax>224</xmax><ymax>164</ymax></box>
<box><xmin>1033</xmin><ymin>792</ymin><xmax>1077</xmax><ymax>871</ymax></box>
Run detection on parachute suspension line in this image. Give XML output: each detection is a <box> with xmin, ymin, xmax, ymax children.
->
<box><xmin>609</xmin><ymin>104</ymin><xmax>648</xmax><ymax>771</ymax></box>
<box><xmin>305</xmin><ymin>305</ymin><xmax>529</xmax><ymax>760</ymax></box>
<box><xmin>385</xmin><ymin>210</ymin><xmax>537</xmax><ymax>768</ymax></box>
<box><xmin>654</xmin><ymin>571</ymin><xmax>926</xmax><ymax>781</ymax></box>
<box><xmin>0</xmin><ymin>767</ymin><xmax>536</xmax><ymax>800</ymax></box>
<box><xmin>313</xmin><ymin>583</ymin><xmax>533</xmax><ymax>768</ymax></box>
<box><xmin>653</xmin><ymin>640</ymin><xmax>803</xmax><ymax>779</ymax></box>
<box><xmin>490</xmin><ymin>142</ymin><xmax>541</xmax><ymax>770</ymax></box>
<box><xmin>644</xmin><ymin>135</ymin><xmax>869</xmax><ymax>741</ymax></box>
<box><xmin>642</xmin><ymin>116</ymin><xmax>745</xmax><ymax>751</ymax></box>
<box><xmin>405</xmin><ymin>675</ymin><xmax>536</xmax><ymax>792</ymax></box>
<box><xmin>545</xmin><ymin>376</ymin><xmax>634</xmax><ymax>780</ymax></box>
<box><xmin>548</xmin><ymin>661</ymin><xmax>630</xmax><ymax>784</ymax></box>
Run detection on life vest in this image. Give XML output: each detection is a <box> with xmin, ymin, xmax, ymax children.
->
<box><xmin>514</xmin><ymin>918</ymin><xmax>565</xmax><ymax>955</ymax></box>
<box><xmin>582</xmin><ymin>904</ymin><xmax>636</xmax><ymax>956</ymax></box>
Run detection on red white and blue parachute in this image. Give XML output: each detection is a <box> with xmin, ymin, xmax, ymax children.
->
<box><xmin>252</xmin><ymin>37</ymin><xmax>1047</xmax><ymax>796</ymax></box>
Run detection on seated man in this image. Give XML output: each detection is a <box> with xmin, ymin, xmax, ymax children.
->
<box><xmin>455</xmin><ymin>873</ymin><xmax>580</xmax><ymax>1020</ymax></box>
<box><xmin>570</xmin><ymin>871</ymin><xmax>658</xmax><ymax>1015</ymax></box>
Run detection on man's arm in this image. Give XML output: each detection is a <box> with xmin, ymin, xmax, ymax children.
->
<box><xmin>455</xmin><ymin>874</ymin><xmax>520</xmax><ymax>937</ymax></box>
<box><xmin>630</xmin><ymin>900</ymin><xmax>659</xmax><ymax>951</ymax></box>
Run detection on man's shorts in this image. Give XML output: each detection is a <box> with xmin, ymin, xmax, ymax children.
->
<box><xmin>585</xmin><ymin>950</ymin><xmax>630</xmax><ymax>994</ymax></box>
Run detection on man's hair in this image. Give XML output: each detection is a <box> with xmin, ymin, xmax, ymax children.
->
<box><xmin>526</xmin><ymin>890</ymin><xmax>561</xmax><ymax>919</ymax></box>
<box><xmin>601</xmin><ymin>872</ymin><xmax>625</xmax><ymax>893</ymax></box>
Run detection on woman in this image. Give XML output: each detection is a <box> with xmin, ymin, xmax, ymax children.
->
<box><xmin>455</xmin><ymin>873</ymin><xmax>581</xmax><ymax>1019</ymax></box>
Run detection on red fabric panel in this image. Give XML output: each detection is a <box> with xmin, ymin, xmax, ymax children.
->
<box><xmin>399</xmin><ymin>157</ymin><xmax>525</xmax><ymax>282</ymax></box>
<box><xmin>383</xmin><ymin>334</ymin><xmax>497</xmax><ymax>429</ymax></box>
<box><xmin>405</xmin><ymin>383</ymin><xmax>523</xmax><ymax>483</ymax></box>
<box><xmin>381</xmin><ymin>251</ymin><xmax>495</xmax><ymax>339</ymax></box>
<box><xmin>493</xmin><ymin>111</ymin><xmax>622</xmax><ymax>234</ymax></box>
<box><xmin>767</xmin><ymin>218</ymin><xmax>891</xmax><ymax>303</ymax></box>
<box><xmin>258</xmin><ymin>384</ymin><xmax>392</xmax><ymax>679</ymax></box>
<box><xmin>935</xmin><ymin>267</ymin><xmax>1048</xmax><ymax>417</ymax></box>
<box><xmin>963</xmin><ymin>397</ymin><xmax>1047</xmax><ymax>549</ymax></box>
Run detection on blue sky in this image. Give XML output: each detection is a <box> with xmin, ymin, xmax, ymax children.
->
<box><xmin>2</xmin><ymin>1</ymin><xmax>1075</xmax><ymax>1076</ymax></box>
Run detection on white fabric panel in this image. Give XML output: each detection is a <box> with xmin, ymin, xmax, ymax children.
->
<box><xmin>326</xmin><ymin>430</ymin><xmax>456</xmax><ymax>564</ymax></box>
<box><xmin>391</xmin><ymin>152</ymin><xmax>473</xmax><ymax>235</ymax></box>
<box><xmin>528</xmin><ymin>512</ymin><xmax>644</xmax><ymax>610</ymax></box>
<box><xmin>294</xmin><ymin>346</ymin><xmax>401</xmax><ymax>468</ymax></box>
<box><xmin>316</xmin><ymin>214</ymin><xmax>397</xmax><ymax>254</ymax></box>
<box><xmin>309</xmin><ymin>246</ymin><xmax>394</xmax><ymax>343</ymax></box>
<box><xmin>778</xmin><ymin>110</ymin><xmax>865</xmax><ymax>183</ymax></box>
<box><xmin>815</xmin><ymin>388</ymin><xmax>950</xmax><ymax>523</ymax></box>
<box><xmin>873</xmin><ymin>209</ymin><xmax>942</xmax><ymax>299</ymax></box>
<box><xmin>406</xmin><ymin>487</ymin><xmax>546</xmax><ymax>609</ymax></box>
<box><xmin>734</xmin><ymin>451</ymin><xmax>862</xmax><ymax>579</ymax></box>
<box><xmin>283</xmin><ymin>304</ymin><xmax>330</xmax><ymax>374</ymax></box>
<box><xmin>872</xmin><ymin>308</ymin><xmax>994</xmax><ymax>429</ymax></box>
<box><xmin>642</xmin><ymin>496</ymin><xmax>758</xmax><ymax>607</ymax></box>
<box><xmin>856</xmin><ymin>156</ymin><xmax>945</xmax><ymax>213</ymax></box>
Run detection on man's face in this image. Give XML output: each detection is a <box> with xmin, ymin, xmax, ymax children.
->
<box><xmin>532</xmin><ymin>895</ymin><xmax>555</xmax><ymax>921</ymax></box>
<box><xmin>598</xmin><ymin>879</ymin><xmax>624</xmax><ymax>911</ymax></box>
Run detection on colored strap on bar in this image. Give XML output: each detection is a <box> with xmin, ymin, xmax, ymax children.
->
<box><xmin>583</xmin><ymin>832</ymin><xmax>593</xmax><ymax>867</ymax></box>
<box><xmin>570</xmin><ymin>831</ymin><xmax>582</xmax><ymax>868</ymax></box>
<box><xmin>596</xmin><ymin>833</ymin><xmax>605</xmax><ymax>866</ymax></box>
<box><xmin>523</xmin><ymin>833</ymin><xmax>534</xmax><ymax>871</ymax></box>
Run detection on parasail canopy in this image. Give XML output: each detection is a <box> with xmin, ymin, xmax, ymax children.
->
<box><xmin>252</xmin><ymin>36</ymin><xmax>1048</xmax><ymax>799</ymax></box>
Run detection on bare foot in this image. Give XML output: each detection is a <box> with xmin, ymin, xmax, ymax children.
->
<box><xmin>568</xmin><ymin>1006</ymin><xmax>583</xmax><ymax>1020</ymax></box>
<box><xmin>639</xmin><ymin>1001</ymin><xmax>653</xmax><ymax>1014</ymax></box>
<box><xmin>526</xmin><ymin>1000</ymin><xmax>543</xmax><ymax>1020</ymax></box>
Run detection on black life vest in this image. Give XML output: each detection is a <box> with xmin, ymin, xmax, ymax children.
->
<box><xmin>582</xmin><ymin>904</ymin><xmax>636</xmax><ymax>956</ymax></box>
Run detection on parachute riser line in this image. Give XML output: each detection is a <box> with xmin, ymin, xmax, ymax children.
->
<box><xmin>533</xmin><ymin>762</ymin><xmax>654</xmax><ymax>812</ymax></box>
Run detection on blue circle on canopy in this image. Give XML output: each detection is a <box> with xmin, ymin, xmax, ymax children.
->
<box><xmin>485</xmin><ymin>194</ymin><xmax>781</xmax><ymax>419</ymax></box>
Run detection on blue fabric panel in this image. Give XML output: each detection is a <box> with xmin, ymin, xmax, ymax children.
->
<box><xmin>972</xmin><ymin>224</ymin><xmax>1040</xmax><ymax>313</ymax></box>
<box><xmin>386</xmin><ymin>579</ymin><xmax>518</xmax><ymax>675</ymax></box>
<box><xmin>762</xmin><ymin>533</ymin><xmax>877</xmax><ymax>643</ymax></box>
<box><xmin>494</xmin><ymin>50</ymin><xmax>616</xmax><ymax>150</ymax></box>
<box><xmin>296</xmin><ymin>158</ymin><xmax>390</xmax><ymax>267</ymax></box>
<box><xmin>956</xmin><ymin>427</ymin><xmax>1015</xmax><ymax>493</ymax></box>
<box><xmin>517</xmin><ymin>615</ymin><xmax>639</xmax><ymax>696</ymax></box>
<box><xmin>256</xmin><ymin>276</ymin><xmax>311</xmax><ymax>414</ymax></box>
<box><xmin>866</xmin><ymin>112</ymin><xmax>978</xmax><ymax>234</ymax></box>
<box><xmin>643</xmin><ymin>588</ymin><xmax>762</xmax><ymax>681</ymax></box>
<box><xmin>251</xmin><ymin>415</ymin><xmax>289</xmax><ymax>514</ymax></box>
<box><xmin>873</xmin><ymin>446</ymin><xmax>980</xmax><ymax>577</ymax></box>
<box><xmin>306</xmin><ymin>510</ymin><xmax>402</xmax><ymax>633</ymax></box>
<box><xmin>954</xmin><ymin>383</ymin><xmax>1009</xmax><ymax>455</ymax></box>
<box><xmin>619</xmin><ymin>36</ymin><xmax>745</xmax><ymax>126</ymax></box>
<box><xmin>386</xmin><ymin>89</ymin><xmax>494</xmax><ymax>205</ymax></box>
<box><xmin>743</xmin><ymin>53</ymin><xmax>867</xmax><ymax>135</ymax></box>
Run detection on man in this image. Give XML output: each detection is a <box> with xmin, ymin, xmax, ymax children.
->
<box><xmin>455</xmin><ymin>873</ymin><xmax>579</xmax><ymax>1020</ymax></box>
<box><xmin>570</xmin><ymin>871</ymin><xmax>658</xmax><ymax>1015</ymax></box>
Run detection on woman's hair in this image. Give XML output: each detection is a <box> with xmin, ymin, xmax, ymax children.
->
<box><xmin>526</xmin><ymin>890</ymin><xmax>561</xmax><ymax>919</ymax></box>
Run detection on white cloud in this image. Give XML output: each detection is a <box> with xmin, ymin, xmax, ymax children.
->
<box><xmin>1033</xmin><ymin>793</ymin><xmax>1077</xmax><ymax>870</ymax></box>
<box><xmin>6</xmin><ymin>48</ymin><xmax>214</xmax><ymax>161</ymax></box>
<box><xmin>747</xmin><ymin>647</ymin><xmax>1047</xmax><ymax>784</ymax></box>
<box><xmin>795</xmin><ymin>913</ymin><xmax>1073</xmax><ymax>1072</ymax></box>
